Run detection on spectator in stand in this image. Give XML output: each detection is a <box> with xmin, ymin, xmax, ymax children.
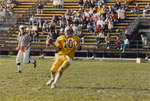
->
<box><xmin>113</xmin><ymin>1</ymin><xmax>121</xmax><ymax>10</ymax></box>
<box><xmin>90</xmin><ymin>0</ymin><xmax>95</xmax><ymax>8</ymax></box>
<box><xmin>42</xmin><ymin>20</ymin><xmax>49</xmax><ymax>32</ymax></box>
<box><xmin>11</xmin><ymin>0</ymin><xmax>19</xmax><ymax>8</ymax></box>
<box><xmin>49</xmin><ymin>21</ymin><xmax>56</xmax><ymax>33</ymax></box>
<box><xmin>115</xmin><ymin>37</ymin><xmax>121</xmax><ymax>49</ymax></box>
<box><xmin>6</xmin><ymin>0</ymin><xmax>12</xmax><ymax>9</ymax></box>
<box><xmin>131</xmin><ymin>4</ymin><xmax>140</xmax><ymax>14</ymax></box>
<box><xmin>116</xmin><ymin>7</ymin><xmax>126</xmax><ymax>21</ymax></box>
<box><xmin>32</xmin><ymin>31</ymin><xmax>39</xmax><ymax>42</ymax></box>
<box><xmin>96</xmin><ymin>31</ymin><xmax>105</xmax><ymax>48</ymax></box>
<box><xmin>76</xmin><ymin>31</ymin><xmax>85</xmax><ymax>44</ymax></box>
<box><xmin>72</xmin><ymin>24</ymin><xmax>78</xmax><ymax>34</ymax></box>
<box><xmin>52</xmin><ymin>15</ymin><xmax>59</xmax><ymax>25</ymax></box>
<box><xmin>124</xmin><ymin>0</ymin><xmax>129</xmax><ymax>10</ymax></box>
<box><xmin>87</xmin><ymin>22</ymin><xmax>94</xmax><ymax>32</ymax></box>
<box><xmin>141</xmin><ymin>33</ymin><xmax>147</xmax><ymax>48</ymax></box>
<box><xmin>79</xmin><ymin>0</ymin><xmax>84</xmax><ymax>6</ymax></box>
<box><xmin>120</xmin><ymin>38</ymin><xmax>129</xmax><ymax>53</ymax></box>
<box><xmin>97</xmin><ymin>0</ymin><xmax>105</xmax><ymax>8</ymax></box>
<box><xmin>143</xmin><ymin>3</ymin><xmax>150</xmax><ymax>17</ymax></box>
<box><xmin>53</xmin><ymin>0</ymin><xmax>59</xmax><ymax>8</ymax></box>
<box><xmin>37</xmin><ymin>3</ymin><xmax>43</xmax><ymax>14</ymax></box>
<box><xmin>105</xmin><ymin>33</ymin><xmax>110</xmax><ymax>49</ymax></box>
<box><xmin>111</xmin><ymin>11</ymin><xmax>118</xmax><ymax>22</ymax></box>
<box><xmin>127</xmin><ymin>0</ymin><xmax>136</xmax><ymax>5</ymax></box>
<box><xmin>58</xmin><ymin>0</ymin><xmax>64</xmax><ymax>8</ymax></box>
<box><xmin>29</xmin><ymin>15</ymin><xmax>37</xmax><ymax>25</ymax></box>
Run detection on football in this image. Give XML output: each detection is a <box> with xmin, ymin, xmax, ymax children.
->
<box><xmin>46</xmin><ymin>38</ymin><xmax>53</xmax><ymax>45</ymax></box>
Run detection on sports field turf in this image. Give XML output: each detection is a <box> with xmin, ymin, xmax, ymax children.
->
<box><xmin>0</xmin><ymin>57</ymin><xmax>150</xmax><ymax>101</ymax></box>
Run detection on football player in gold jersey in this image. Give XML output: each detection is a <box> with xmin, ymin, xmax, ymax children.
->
<box><xmin>46</xmin><ymin>26</ymin><xmax>80</xmax><ymax>88</ymax></box>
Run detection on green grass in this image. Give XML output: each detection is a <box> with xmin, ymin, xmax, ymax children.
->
<box><xmin>0</xmin><ymin>57</ymin><xmax>150</xmax><ymax>101</ymax></box>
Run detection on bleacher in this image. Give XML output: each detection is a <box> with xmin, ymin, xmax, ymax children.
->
<box><xmin>4</xmin><ymin>0</ymin><xmax>82</xmax><ymax>52</ymax></box>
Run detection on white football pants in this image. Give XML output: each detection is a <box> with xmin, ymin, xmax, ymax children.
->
<box><xmin>16</xmin><ymin>48</ymin><xmax>31</xmax><ymax>64</ymax></box>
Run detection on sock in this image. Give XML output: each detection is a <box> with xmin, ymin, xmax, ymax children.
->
<box><xmin>29</xmin><ymin>60</ymin><xmax>35</xmax><ymax>64</ymax></box>
<box><xmin>53</xmin><ymin>72</ymin><xmax>62</xmax><ymax>85</ymax></box>
<box><xmin>17</xmin><ymin>63</ymin><xmax>21</xmax><ymax>71</ymax></box>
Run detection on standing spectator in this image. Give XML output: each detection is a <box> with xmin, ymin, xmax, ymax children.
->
<box><xmin>143</xmin><ymin>3</ymin><xmax>150</xmax><ymax>17</ymax></box>
<box><xmin>141</xmin><ymin>33</ymin><xmax>147</xmax><ymax>48</ymax></box>
<box><xmin>37</xmin><ymin>3</ymin><xmax>43</xmax><ymax>14</ymax></box>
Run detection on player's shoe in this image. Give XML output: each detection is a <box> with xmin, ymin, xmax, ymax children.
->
<box><xmin>16</xmin><ymin>70</ymin><xmax>22</xmax><ymax>73</ymax></box>
<box><xmin>33</xmin><ymin>60</ymin><xmax>36</xmax><ymax>68</ymax></box>
<box><xmin>51</xmin><ymin>83</ymin><xmax>56</xmax><ymax>89</ymax></box>
<box><xmin>46</xmin><ymin>79</ymin><xmax>54</xmax><ymax>86</ymax></box>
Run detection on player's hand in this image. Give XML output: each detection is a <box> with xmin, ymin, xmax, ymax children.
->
<box><xmin>16</xmin><ymin>47</ymin><xmax>19</xmax><ymax>50</ymax></box>
<box><xmin>48</xmin><ymin>38</ymin><xmax>53</xmax><ymax>44</ymax></box>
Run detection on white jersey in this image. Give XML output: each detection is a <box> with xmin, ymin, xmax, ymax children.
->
<box><xmin>17</xmin><ymin>32</ymin><xmax>32</xmax><ymax>48</ymax></box>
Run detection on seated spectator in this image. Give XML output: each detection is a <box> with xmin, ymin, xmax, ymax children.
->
<box><xmin>87</xmin><ymin>23</ymin><xmax>94</xmax><ymax>32</ymax></box>
<box><xmin>6</xmin><ymin>0</ymin><xmax>12</xmax><ymax>9</ymax></box>
<box><xmin>74</xmin><ymin>31</ymin><xmax>84</xmax><ymax>44</ymax></box>
<box><xmin>115</xmin><ymin>37</ymin><xmax>121</xmax><ymax>49</ymax></box>
<box><xmin>116</xmin><ymin>7</ymin><xmax>126</xmax><ymax>21</ymax></box>
<box><xmin>37</xmin><ymin>3</ymin><xmax>43</xmax><ymax>14</ymax></box>
<box><xmin>79</xmin><ymin>0</ymin><xmax>84</xmax><ymax>6</ymax></box>
<box><xmin>96</xmin><ymin>31</ymin><xmax>105</xmax><ymax>45</ymax></box>
<box><xmin>11</xmin><ymin>0</ymin><xmax>19</xmax><ymax>8</ymax></box>
<box><xmin>127</xmin><ymin>0</ymin><xmax>136</xmax><ymax>5</ymax></box>
<box><xmin>113</xmin><ymin>1</ymin><xmax>121</xmax><ymax>10</ymax></box>
<box><xmin>49</xmin><ymin>21</ymin><xmax>56</xmax><ymax>32</ymax></box>
<box><xmin>42</xmin><ymin>20</ymin><xmax>49</xmax><ymax>32</ymax></box>
<box><xmin>53</xmin><ymin>0</ymin><xmax>59</xmax><ymax>8</ymax></box>
<box><xmin>143</xmin><ymin>3</ymin><xmax>150</xmax><ymax>17</ymax></box>
<box><xmin>32</xmin><ymin>31</ymin><xmax>39</xmax><ymax>42</ymax></box>
<box><xmin>29</xmin><ymin>15</ymin><xmax>37</xmax><ymax>25</ymax></box>
<box><xmin>120</xmin><ymin>38</ymin><xmax>129</xmax><ymax>53</ymax></box>
<box><xmin>131</xmin><ymin>4</ymin><xmax>140</xmax><ymax>14</ymax></box>
<box><xmin>105</xmin><ymin>33</ymin><xmax>110</xmax><ymax>49</ymax></box>
<box><xmin>72</xmin><ymin>24</ymin><xmax>78</xmax><ymax>34</ymax></box>
<box><xmin>97</xmin><ymin>0</ymin><xmax>105</xmax><ymax>8</ymax></box>
<box><xmin>58</xmin><ymin>0</ymin><xmax>64</xmax><ymax>8</ymax></box>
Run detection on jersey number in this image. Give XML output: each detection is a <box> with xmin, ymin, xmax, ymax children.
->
<box><xmin>64</xmin><ymin>40</ymin><xmax>73</xmax><ymax>48</ymax></box>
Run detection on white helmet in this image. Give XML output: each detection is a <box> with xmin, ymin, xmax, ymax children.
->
<box><xmin>65</xmin><ymin>26</ymin><xmax>73</xmax><ymax>36</ymax></box>
<box><xmin>19</xmin><ymin>25</ymin><xmax>25</xmax><ymax>30</ymax></box>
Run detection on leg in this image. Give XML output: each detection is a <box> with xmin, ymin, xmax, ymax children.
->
<box><xmin>23</xmin><ymin>48</ymin><xmax>36</xmax><ymax>68</ymax></box>
<box><xmin>16</xmin><ymin>50</ymin><xmax>23</xmax><ymax>72</ymax></box>
<box><xmin>51</xmin><ymin>55</ymin><xmax>72</xmax><ymax>88</ymax></box>
<box><xmin>46</xmin><ymin>54</ymin><xmax>63</xmax><ymax>86</ymax></box>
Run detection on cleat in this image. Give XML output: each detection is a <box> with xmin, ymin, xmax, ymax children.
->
<box><xmin>16</xmin><ymin>70</ymin><xmax>22</xmax><ymax>73</ymax></box>
<box><xmin>46</xmin><ymin>79</ymin><xmax>54</xmax><ymax>86</ymax></box>
<box><xmin>51</xmin><ymin>83</ymin><xmax>56</xmax><ymax>89</ymax></box>
<box><xmin>33</xmin><ymin>60</ymin><xmax>36</xmax><ymax>68</ymax></box>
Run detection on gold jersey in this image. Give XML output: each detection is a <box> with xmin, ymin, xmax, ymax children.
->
<box><xmin>55</xmin><ymin>35</ymin><xmax>80</xmax><ymax>59</ymax></box>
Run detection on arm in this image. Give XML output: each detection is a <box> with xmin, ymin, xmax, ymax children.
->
<box><xmin>46</xmin><ymin>37</ymin><xmax>60</xmax><ymax>51</ymax></box>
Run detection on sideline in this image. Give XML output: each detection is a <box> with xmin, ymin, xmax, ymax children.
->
<box><xmin>0</xmin><ymin>55</ymin><xmax>150</xmax><ymax>62</ymax></box>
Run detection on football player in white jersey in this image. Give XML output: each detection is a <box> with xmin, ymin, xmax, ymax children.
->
<box><xmin>16</xmin><ymin>25</ymin><xmax>36</xmax><ymax>73</ymax></box>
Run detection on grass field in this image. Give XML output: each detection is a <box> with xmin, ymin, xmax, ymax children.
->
<box><xmin>0</xmin><ymin>57</ymin><xmax>150</xmax><ymax>101</ymax></box>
